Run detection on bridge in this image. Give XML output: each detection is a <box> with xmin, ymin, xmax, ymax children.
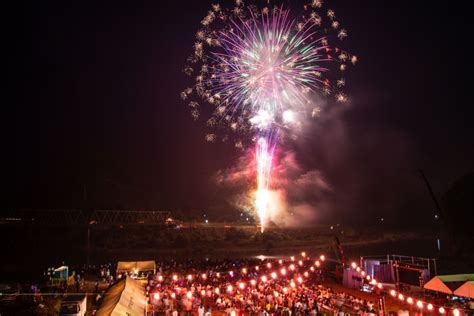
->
<box><xmin>0</xmin><ymin>209</ymin><xmax>173</xmax><ymax>226</ymax></box>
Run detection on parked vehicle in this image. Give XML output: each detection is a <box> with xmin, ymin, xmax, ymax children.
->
<box><xmin>59</xmin><ymin>295</ymin><xmax>87</xmax><ymax>316</ymax></box>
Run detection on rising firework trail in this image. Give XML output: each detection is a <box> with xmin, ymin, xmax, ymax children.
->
<box><xmin>183</xmin><ymin>0</ymin><xmax>355</xmax><ymax>232</ymax></box>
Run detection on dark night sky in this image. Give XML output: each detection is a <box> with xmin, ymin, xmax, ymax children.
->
<box><xmin>8</xmin><ymin>1</ymin><xmax>473</xmax><ymax>225</ymax></box>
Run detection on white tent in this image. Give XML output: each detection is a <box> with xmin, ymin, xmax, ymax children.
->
<box><xmin>424</xmin><ymin>274</ymin><xmax>474</xmax><ymax>295</ymax></box>
<box><xmin>424</xmin><ymin>276</ymin><xmax>454</xmax><ymax>294</ymax></box>
<box><xmin>454</xmin><ymin>281</ymin><xmax>474</xmax><ymax>299</ymax></box>
<box><xmin>116</xmin><ymin>260</ymin><xmax>156</xmax><ymax>275</ymax></box>
<box><xmin>96</xmin><ymin>276</ymin><xmax>146</xmax><ymax>316</ymax></box>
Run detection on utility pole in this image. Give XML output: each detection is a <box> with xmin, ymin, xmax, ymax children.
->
<box><xmin>418</xmin><ymin>169</ymin><xmax>446</xmax><ymax>253</ymax></box>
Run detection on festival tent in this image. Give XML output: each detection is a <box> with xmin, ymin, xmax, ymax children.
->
<box><xmin>454</xmin><ymin>281</ymin><xmax>474</xmax><ymax>299</ymax></box>
<box><xmin>96</xmin><ymin>276</ymin><xmax>146</xmax><ymax>316</ymax></box>
<box><xmin>116</xmin><ymin>260</ymin><xmax>156</xmax><ymax>275</ymax></box>
<box><xmin>424</xmin><ymin>274</ymin><xmax>474</xmax><ymax>294</ymax></box>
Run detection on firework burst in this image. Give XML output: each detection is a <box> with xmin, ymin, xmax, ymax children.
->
<box><xmin>183</xmin><ymin>0</ymin><xmax>355</xmax><ymax>232</ymax></box>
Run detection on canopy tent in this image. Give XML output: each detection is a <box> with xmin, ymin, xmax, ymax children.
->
<box><xmin>424</xmin><ymin>274</ymin><xmax>474</xmax><ymax>294</ymax></box>
<box><xmin>454</xmin><ymin>281</ymin><xmax>474</xmax><ymax>299</ymax></box>
<box><xmin>116</xmin><ymin>261</ymin><xmax>156</xmax><ymax>275</ymax></box>
<box><xmin>96</xmin><ymin>276</ymin><xmax>146</xmax><ymax>316</ymax></box>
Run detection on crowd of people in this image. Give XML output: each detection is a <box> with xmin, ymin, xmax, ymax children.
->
<box><xmin>144</xmin><ymin>257</ymin><xmax>380</xmax><ymax>315</ymax></box>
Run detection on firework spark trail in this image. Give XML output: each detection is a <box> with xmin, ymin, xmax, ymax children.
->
<box><xmin>255</xmin><ymin>136</ymin><xmax>276</xmax><ymax>232</ymax></box>
<box><xmin>183</xmin><ymin>1</ymin><xmax>355</xmax><ymax>232</ymax></box>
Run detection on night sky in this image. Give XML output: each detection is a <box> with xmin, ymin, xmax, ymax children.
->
<box><xmin>9</xmin><ymin>1</ymin><xmax>473</xmax><ymax>226</ymax></box>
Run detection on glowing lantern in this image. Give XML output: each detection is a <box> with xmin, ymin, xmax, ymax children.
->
<box><xmin>255</xmin><ymin>266</ymin><xmax>260</xmax><ymax>271</ymax></box>
<box><xmin>267</xmin><ymin>263</ymin><xmax>272</xmax><ymax>269</ymax></box>
<box><xmin>229</xmin><ymin>271</ymin><xmax>234</xmax><ymax>277</ymax></box>
<box><xmin>427</xmin><ymin>304</ymin><xmax>433</xmax><ymax>311</ymax></box>
<box><xmin>153</xmin><ymin>293</ymin><xmax>160</xmax><ymax>300</ymax></box>
<box><xmin>239</xmin><ymin>282</ymin><xmax>245</xmax><ymax>290</ymax></box>
<box><xmin>261</xmin><ymin>275</ymin><xmax>268</xmax><ymax>283</ymax></box>
<box><xmin>274</xmin><ymin>291</ymin><xmax>279</xmax><ymax>297</ymax></box>
<box><xmin>453</xmin><ymin>309</ymin><xmax>460</xmax><ymax>316</ymax></box>
<box><xmin>390</xmin><ymin>290</ymin><xmax>396</xmax><ymax>297</ymax></box>
<box><xmin>172</xmin><ymin>275</ymin><xmax>178</xmax><ymax>281</ymax></box>
<box><xmin>290</xmin><ymin>264</ymin><xmax>295</xmax><ymax>271</ymax></box>
<box><xmin>377</xmin><ymin>283</ymin><xmax>383</xmax><ymax>289</ymax></box>
<box><xmin>439</xmin><ymin>307</ymin><xmax>445</xmax><ymax>314</ymax></box>
<box><xmin>290</xmin><ymin>256</ymin><xmax>295</xmax><ymax>261</ymax></box>
<box><xmin>283</xmin><ymin>287</ymin><xmax>288</xmax><ymax>293</ymax></box>
<box><xmin>186</xmin><ymin>291</ymin><xmax>192</xmax><ymax>299</ymax></box>
<box><xmin>320</xmin><ymin>255</ymin><xmax>325</xmax><ymax>261</ymax></box>
<box><xmin>280</xmin><ymin>268</ymin><xmax>287</xmax><ymax>275</ymax></box>
<box><xmin>215</xmin><ymin>288</ymin><xmax>220</xmax><ymax>294</ymax></box>
<box><xmin>366</xmin><ymin>275</ymin><xmax>371</xmax><ymax>281</ymax></box>
<box><xmin>227</xmin><ymin>285</ymin><xmax>233</xmax><ymax>293</ymax></box>
<box><xmin>201</xmin><ymin>290</ymin><xmax>206</xmax><ymax>296</ymax></box>
<box><xmin>250</xmin><ymin>279</ymin><xmax>257</xmax><ymax>286</ymax></box>
<box><xmin>416</xmin><ymin>301</ymin><xmax>423</xmax><ymax>309</ymax></box>
<box><xmin>278</xmin><ymin>260</ymin><xmax>283</xmax><ymax>264</ymax></box>
<box><xmin>315</xmin><ymin>261</ymin><xmax>321</xmax><ymax>267</ymax></box>
<box><xmin>158</xmin><ymin>275</ymin><xmax>163</xmax><ymax>282</ymax></box>
<box><xmin>398</xmin><ymin>294</ymin><xmax>404</xmax><ymax>301</ymax></box>
<box><xmin>310</xmin><ymin>266</ymin><xmax>315</xmax><ymax>272</ymax></box>
<box><xmin>301</xmin><ymin>252</ymin><xmax>306</xmax><ymax>257</ymax></box>
<box><xmin>407</xmin><ymin>297</ymin><xmax>414</xmax><ymax>304</ymax></box>
<box><xmin>304</xmin><ymin>272</ymin><xmax>309</xmax><ymax>277</ymax></box>
<box><xmin>351</xmin><ymin>262</ymin><xmax>357</xmax><ymax>269</ymax></box>
<box><xmin>361</xmin><ymin>271</ymin><xmax>366</xmax><ymax>277</ymax></box>
<box><xmin>297</xmin><ymin>277</ymin><xmax>303</xmax><ymax>284</ymax></box>
<box><xmin>290</xmin><ymin>281</ymin><xmax>296</xmax><ymax>288</ymax></box>
<box><xmin>242</xmin><ymin>268</ymin><xmax>247</xmax><ymax>274</ymax></box>
<box><xmin>271</xmin><ymin>272</ymin><xmax>277</xmax><ymax>279</ymax></box>
<box><xmin>201</xmin><ymin>273</ymin><xmax>207</xmax><ymax>280</ymax></box>
<box><xmin>216</xmin><ymin>272</ymin><xmax>220</xmax><ymax>278</ymax></box>
<box><xmin>298</xmin><ymin>260</ymin><xmax>303</xmax><ymax>266</ymax></box>
<box><xmin>171</xmin><ymin>292</ymin><xmax>176</xmax><ymax>299</ymax></box>
<box><xmin>356</xmin><ymin>267</ymin><xmax>361</xmax><ymax>272</ymax></box>
<box><xmin>187</xmin><ymin>274</ymin><xmax>193</xmax><ymax>281</ymax></box>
